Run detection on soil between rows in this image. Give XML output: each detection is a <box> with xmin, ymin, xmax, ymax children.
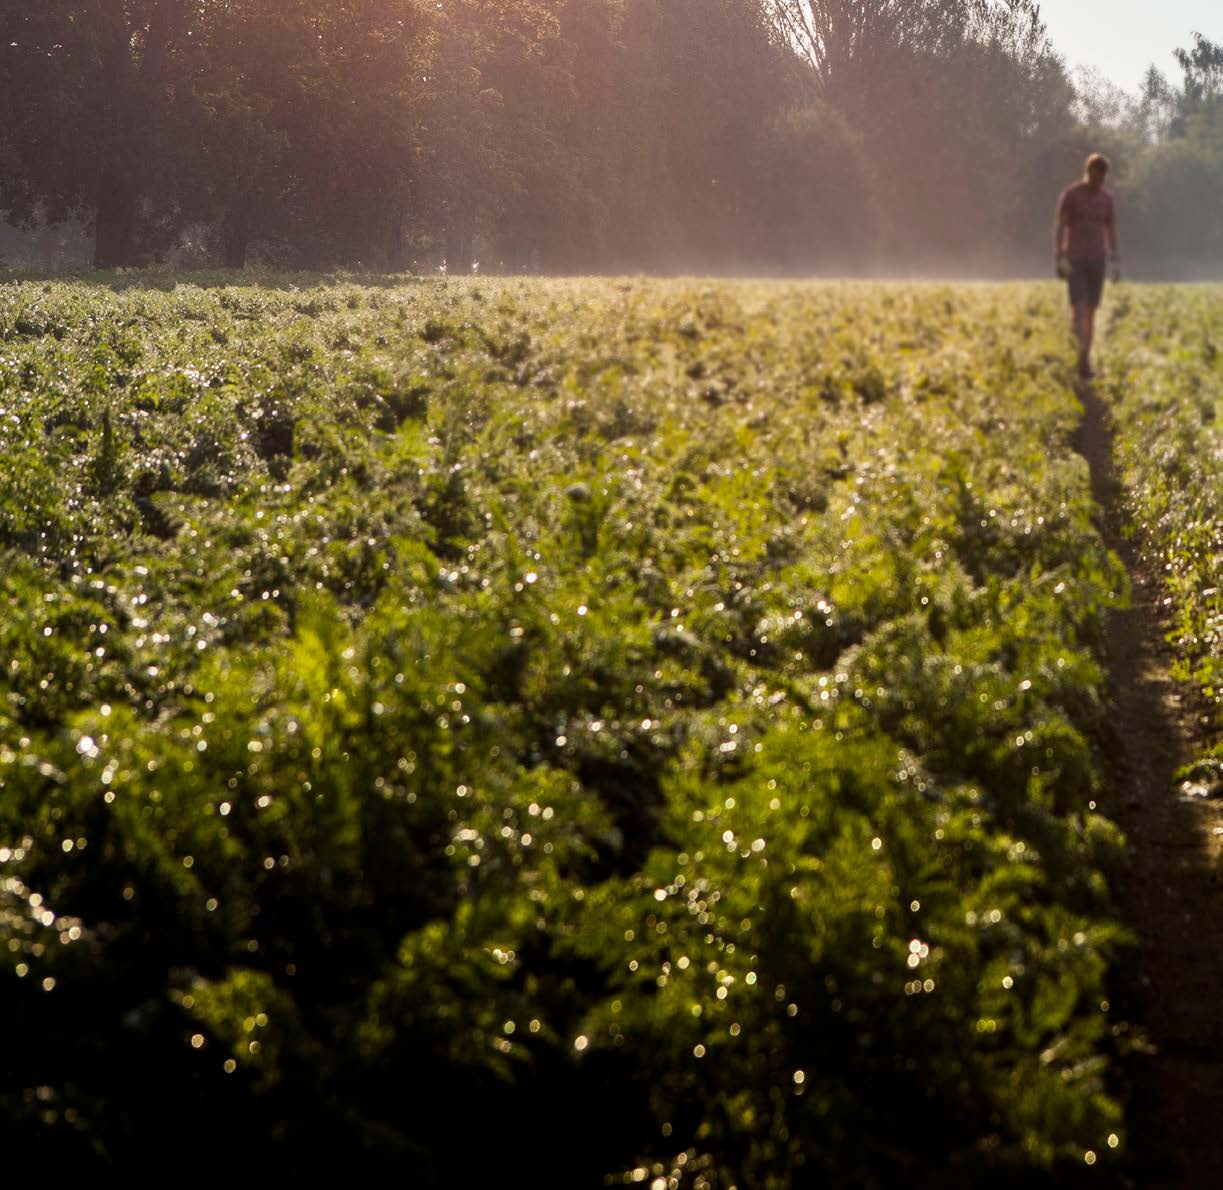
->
<box><xmin>1074</xmin><ymin>379</ymin><xmax>1223</xmax><ymax>1190</ymax></box>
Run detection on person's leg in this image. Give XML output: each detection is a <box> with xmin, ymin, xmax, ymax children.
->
<box><xmin>1068</xmin><ymin>263</ymin><xmax>1090</xmax><ymax>372</ymax></box>
<box><xmin>1068</xmin><ymin>262</ymin><xmax>1105</xmax><ymax>376</ymax></box>
<box><xmin>1087</xmin><ymin>263</ymin><xmax>1107</xmax><ymax>372</ymax></box>
<box><xmin>1072</xmin><ymin>302</ymin><xmax>1091</xmax><ymax>370</ymax></box>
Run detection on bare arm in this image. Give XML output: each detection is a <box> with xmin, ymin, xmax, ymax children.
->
<box><xmin>1107</xmin><ymin>200</ymin><xmax>1120</xmax><ymax>258</ymax></box>
<box><xmin>1054</xmin><ymin>193</ymin><xmax>1070</xmax><ymax>258</ymax></box>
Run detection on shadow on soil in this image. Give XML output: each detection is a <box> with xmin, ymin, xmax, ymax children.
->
<box><xmin>1074</xmin><ymin>380</ymin><xmax>1223</xmax><ymax>1190</ymax></box>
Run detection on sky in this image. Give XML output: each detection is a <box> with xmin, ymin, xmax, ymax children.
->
<box><xmin>1039</xmin><ymin>0</ymin><xmax>1220</xmax><ymax>89</ymax></box>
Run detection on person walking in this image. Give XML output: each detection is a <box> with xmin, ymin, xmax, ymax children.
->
<box><xmin>1055</xmin><ymin>153</ymin><xmax>1121</xmax><ymax>380</ymax></box>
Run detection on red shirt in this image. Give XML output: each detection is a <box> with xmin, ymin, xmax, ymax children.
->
<box><xmin>1057</xmin><ymin>182</ymin><xmax>1116</xmax><ymax>262</ymax></box>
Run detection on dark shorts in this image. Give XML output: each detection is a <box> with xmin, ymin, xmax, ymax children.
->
<box><xmin>1068</xmin><ymin>259</ymin><xmax>1106</xmax><ymax>308</ymax></box>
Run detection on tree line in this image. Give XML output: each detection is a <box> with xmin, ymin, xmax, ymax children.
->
<box><xmin>1074</xmin><ymin>32</ymin><xmax>1223</xmax><ymax>279</ymax></box>
<box><xmin>0</xmin><ymin>2</ymin><xmax>1220</xmax><ymax>275</ymax></box>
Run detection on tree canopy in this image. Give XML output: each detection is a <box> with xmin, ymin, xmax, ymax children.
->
<box><xmin>0</xmin><ymin>1</ymin><xmax>1220</xmax><ymax>274</ymax></box>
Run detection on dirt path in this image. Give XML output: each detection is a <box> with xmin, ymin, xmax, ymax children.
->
<box><xmin>1074</xmin><ymin>381</ymin><xmax>1223</xmax><ymax>1190</ymax></box>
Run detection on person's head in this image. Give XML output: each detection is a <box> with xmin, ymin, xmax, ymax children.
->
<box><xmin>1084</xmin><ymin>153</ymin><xmax>1110</xmax><ymax>189</ymax></box>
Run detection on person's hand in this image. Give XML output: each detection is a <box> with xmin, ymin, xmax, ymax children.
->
<box><xmin>1056</xmin><ymin>255</ymin><xmax>1071</xmax><ymax>280</ymax></box>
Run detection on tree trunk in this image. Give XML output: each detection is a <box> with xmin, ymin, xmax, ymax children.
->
<box><xmin>89</xmin><ymin>0</ymin><xmax>186</xmax><ymax>268</ymax></box>
<box><xmin>94</xmin><ymin>182</ymin><xmax>138</xmax><ymax>268</ymax></box>
<box><xmin>221</xmin><ymin>202</ymin><xmax>251</xmax><ymax>269</ymax></box>
<box><xmin>445</xmin><ymin>225</ymin><xmax>474</xmax><ymax>274</ymax></box>
<box><xmin>386</xmin><ymin>211</ymin><xmax>408</xmax><ymax>273</ymax></box>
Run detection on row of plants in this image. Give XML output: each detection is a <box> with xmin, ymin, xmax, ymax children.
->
<box><xmin>1102</xmin><ymin>287</ymin><xmax>1223</xmax><ymax>786</ymax></box>
<box><xmin>0</xmin><ymin>277</ymin><xmax>1128</xmax><ymax>1182</ymax></box>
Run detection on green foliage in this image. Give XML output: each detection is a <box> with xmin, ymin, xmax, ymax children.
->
<box><xmin>0</xmin><ymin>277</ymin><xmax>1132</xmax><ymax>1180</ymax></box>
<box><xmin>1101</xmin><ymin>287</ymin><xmax>1223</xmax><ymax>770</ymax></box>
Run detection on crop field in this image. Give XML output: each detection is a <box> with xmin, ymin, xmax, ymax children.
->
<box><xmin>1101</xmin><ymin>288</ymin><xmax>1223</xmax><ymax>781</ymax></box>
<box><xmin>0</xmin><ymin>277</ymin><xmax>1218</xmax><ymax>1182</ymax></box>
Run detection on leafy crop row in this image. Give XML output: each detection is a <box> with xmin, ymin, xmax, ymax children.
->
<box><xmin>0</xmin><ymin>278</ymin><xmax>1127</xmax><ymax>1182</ymax></box>
<box><xmin>1103</xmin><ymin>287</ymin><xmax>1223</xmax><ymax>783</ymax></box>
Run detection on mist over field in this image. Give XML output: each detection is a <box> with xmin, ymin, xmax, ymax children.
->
<box><xmin>1</xmin><ymin>1</ymin><xmax>1221</xmax><ymax>278</ymax></box>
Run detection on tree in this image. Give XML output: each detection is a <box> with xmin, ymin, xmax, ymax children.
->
<box><xmin>1175</xmin><ymin>32</ymin><xmax>1223</xmax><ymax>111</ymax></box>
<box><xmin>407</xmin><ymin>1</ymin><xmax>569</xmax><ymax>272</ymax></box>
<box><xmin>303</xmin><ymin>0</ymin><xmax>434</xmax><ymax>268</ymax></box>
<box><xmin>0</xmin><ymin>1</ymin><xmax>194</xmax><ymax>267</ymax></box>
<box><xmin>589</xmin><ymin>0</ymin><xmax>804</xmax><ymax>272</ymax></box>
<box><xmin>475</xmin><ymin>0</ymin><xmax>622</xmax><ymax>273</ymax></box>
<box><xmin>752</xmin><ymin>101</ymin><xmax>879</xmax><ymax>269</ymax></box>
<box><xmin>767</xmin><ymin>0</ymin><xmax>971</xmax><ymax>107</ymax></box>
<box><xmin>761</xmin><ymin>1</ymin><xmax>1077</xmax><ymax>270</ymax></box>
<box><xmin>5</xmin><ymin>0</ymin><xmax>1182</xmax><ymax>276</ymax></box>
<box><xmin>1133</xmin><ymin>66</ymin><xmax>1181</xmax><ymax>144</ymax></box>
<box><xmin>179</xmin><ymin>1</ymin><xmax>326</xmax><ymax>268</ymax></box>
<box><xmin>1125</xmin><ymin>118</ymin><xmax>1223</xmax><ymax>276</ymax></box>
<box><xmin>181</xmin><ymin>1</ymin><xmax>434</xmax><ymax>270</ymax></box>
